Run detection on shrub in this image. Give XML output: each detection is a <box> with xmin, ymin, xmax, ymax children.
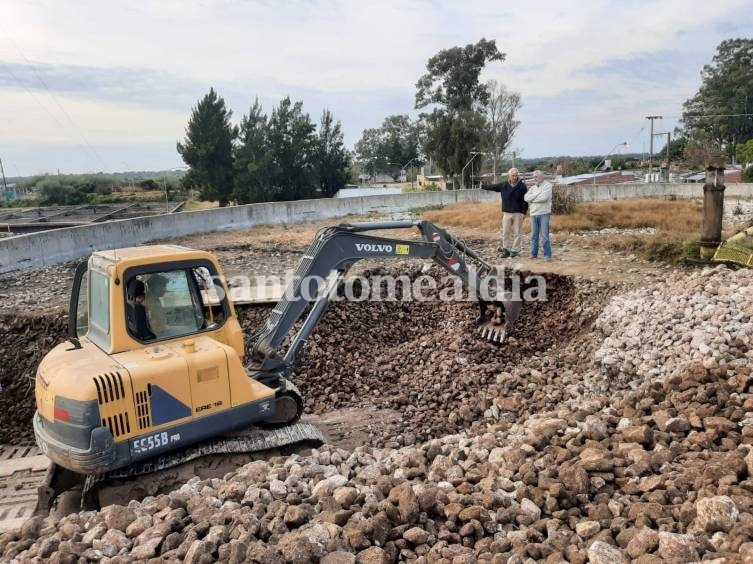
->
<box><xmin>552</xmin><ymin>186</ymin><xmax>579</xmax><ymax>215</ymax></box>
<box><xmin>40</xmin><ymin>184</ymin><xmax>87</xmax><ymax>205</ymax></box>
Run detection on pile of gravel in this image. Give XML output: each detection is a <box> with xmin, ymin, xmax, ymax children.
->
<box><xmin>4</xmin><ymin>356</ymin><xmax>753</xmax><ymax>562</ymax></box>
<box><xmin>595</xmin><ymin>264</ymin><xmax>753</xmax><ymax>385</ymax></box>
<box><xmin>4</xmin><ymin>267</ymin><xmax>753</xmax><ymax>561</ymax></box>
<box><xmin>244</xmin><ymin>268</ymin><xmax>616</xmax><ymax>447</ymax></box>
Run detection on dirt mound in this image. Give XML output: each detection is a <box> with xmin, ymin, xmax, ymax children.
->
<box><xmin>239</xmin><ymin>268</ymin><xmax>617</xmax><ymax>448</ymax></box>
<box><xmin>0</xmin><ymin>312</ymin><xmax>67</xmax><ymax>444</ymax></box>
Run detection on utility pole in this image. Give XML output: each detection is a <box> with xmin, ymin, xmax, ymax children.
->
<box><xmin>0</xmin><ymin>158</ymin><xmax>8</xmax><ymax>194</ymax></box>
<box><xmin>645</xmin><ymin>115</ymin><xmax>663</xmax><ymax>181</ymax></box>
<box><xmin>653</xmin><ymin>131</ymin><xmax>672</xmax><ymax>181</ymax></box>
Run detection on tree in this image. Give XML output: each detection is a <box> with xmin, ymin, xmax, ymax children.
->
<box><xmin>354</xmin><ymin>115</ymin><xmax>421</xmax><ymax>180</ymax></box>
<box><xmin>738</xmin><ymin>139</ymin><xmax>753</xmax><ymax>181</ymax></box>
<box><xmin>421</xmin><ymin>108</ymin><xmax>486</xmax><ymax>182</ymax></box>
<box><xmin>415</xmin><ymin>38</ymin><xmax>503</xmax><ymax>111</ymax></box>
<box><xmin>233</xmin><ymin>99</ymin><xmax>273</xmax><ymax>204</ymax></box>
<box><xmin>658</xmin><ymin>136</ymin><xmax>688</xmax><ymax>162</ymax></box>
<box><xmin>681</xmin><ymin>39</ymin><xmax>753</xmax><ymax>159</ymax></box>
<box><xmin>415</xmin><ymin>39</ymin><xmax>504</xmax><ymax>184</ymax></box>
<box><xmin>737</xmin><ymin>139</ymin><xmax>753</xmax><ymax>165</ymax></box>
<box><xmin>37</xmin><ymin>178</ymin><xmax>88</xmax><ymax>205</ymax></box>
<box><xmin>177</xmin><ymin>88</ymin><xmax>237</xmax><ymax>206</ymax></box>
<box><xmin>482</xmin><ymin>79</ymin><xmax>521</xmax><ymax>181</ymax></box>
<box><xmin>316</xmin><ymin>109</ymin><xmax>350</xmax><ymax>197</ymax></box>
<box><xmin>266</xmin><ymin>97</ymin><xmax>318</xmax><ymax>201</ymax></box>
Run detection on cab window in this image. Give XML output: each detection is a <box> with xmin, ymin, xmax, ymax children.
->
<box><xmin>125</xmin><ymin>267</ymin><xmax>226</xmax><ymax>342</ymax></box>
<box><xmin>89</xmin><ymin>272</ymin><xmax>109</xmax><ymax>334</ymax></box>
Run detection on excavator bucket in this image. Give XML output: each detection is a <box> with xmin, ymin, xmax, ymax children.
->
<box><xmin>477</xmin><ymin>291</ymin><xmax>522</xmax><ymax>344</ymax></box>
<box><xmin>712</xmin><ymin>226</ymin><xmax>753</xmax><ymax>267</ymax></box>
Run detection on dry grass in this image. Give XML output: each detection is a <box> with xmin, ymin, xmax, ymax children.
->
<box><xmin>423</xmin><ymin>199</ymin><xmax>712</xmax><ymax>263</ymax></box>
<box><xmin>422</xmin><ymin>200</ymin><xmax>704</xmax><ymax>234</ymax></box>
<box><xmin>183</xmin><ymin>200</ymin><xmax>219</xmax><ymax>212</ymax></box>
<box><xmin>563</xmin><ymin>200</ymin><xmax>703</xmax><ymax>232</ymax></box>
<box><xmin>168</xmin><ymin>212</ymin><xmax>413</xmax><ymax>250</ymax></box>
<box><xmin>422</xmin><ymin>203</ymin><xmax>503</xmax><ymax>231</ymax></box>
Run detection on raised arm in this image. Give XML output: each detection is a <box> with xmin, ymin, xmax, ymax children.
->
<box><xmin>250</xmin><ymin>220</ymin><xmax>502</xmax><ymax>372</ymax></box>
<box><xmin>481</xmin><ymin>182</ymin><xmax>503</xmax><ymax>193</ymax></box>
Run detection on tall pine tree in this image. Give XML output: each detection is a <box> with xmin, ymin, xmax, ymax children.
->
<box><xmin>317</xmin><ymin>109</ymin><xmax>350</xmax><ymax>197</ymax></box>
<box><xmin>266</xmin><ymin>97</ymin><xmax>318</xmax><ymax>201</ymax></box>
<box><xmin>682</xmin><ymin>39</ymin><xmax>753</xmax><ymax>158</ymax></box>
<box><xmin>177</xmin><ymin>88</ymin><xmax>237</xmax><ymax>206</ymax></box>
<box><xmin>233</xmin><ymin>99</ymin><xmax>272</xmax><ymax>204</ymax></box>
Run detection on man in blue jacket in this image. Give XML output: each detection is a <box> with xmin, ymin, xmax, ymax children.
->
<box><xmin>481</xmin><ymin>168</ymin><xmax>528</xmax><ymax>257</ymax></box>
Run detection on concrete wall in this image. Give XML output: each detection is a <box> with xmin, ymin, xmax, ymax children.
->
<box><xmin>2</xmin><ymin>182</ymin><xmax>752</xmax><ymax>273</ymax></box>
<box><xmin>559</xmin><ymin>182</ymin><xmax>753</xmax><ymax>202</ymax></box>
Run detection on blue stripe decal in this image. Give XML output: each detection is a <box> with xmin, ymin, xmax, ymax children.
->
<box><xmin>150</xmin><ymin>385</ymin><xmax>191</xmax><ymax>426</ymax></box>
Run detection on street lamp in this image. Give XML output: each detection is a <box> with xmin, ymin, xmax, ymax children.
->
<box><xmin>653</xmin><ymin>132</ymin><xmax>671</xmax><ymax>181</ymax></box>
<box><xmin>401</xmin><ymin>157</ymin><xmax>420</xmax><ymax>189</ymax></box>
<box><xmin>462</xmin><ymin>152</ymin><xmax>487</xmax><ymax>190</ymax></box>
<box><xmin>592</xmin><ymin>142</ymin><xmax>629</xmax><ymax>185</ymax></box>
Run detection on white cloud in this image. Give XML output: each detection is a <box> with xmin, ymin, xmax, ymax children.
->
<box><xmin>1</xmin><ymin>0</ymin><xmax>752</xmax><ymax>173</ymax></box>
<box><xmin>0</xmin><ymin>91</ymin><xmax>185</xmax><ymax>145</ymax></box>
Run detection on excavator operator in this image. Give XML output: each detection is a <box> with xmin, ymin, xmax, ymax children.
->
<box><xmin>129</xmin><ymin>279</ymin><xmax>156</xmax><ymax>341</ymax></box>
<box><xmin>145</xmin><ymin>274</ymin><xmax>168</xmax><ymax>336</ymax></box>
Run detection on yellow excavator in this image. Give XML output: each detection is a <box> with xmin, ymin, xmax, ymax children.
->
<box><xmin>33</xmin><ymin>220</ymin><xmax>521</xmax><ymax>509</ymax></box>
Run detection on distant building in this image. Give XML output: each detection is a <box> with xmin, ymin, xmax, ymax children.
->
<box><xmin>358</xmin><ymin>173</ymin><xmax>396</xmax><ymax>184</ymax></box>
<box><xmin>680</xmin><ymin>168</ymin><xmax>743</xmax><ymax>183</ymax></box>
<box><xmin>555</xmin><ymin>171</ymin><xmax>637</xmax><ymax>185</ymax></box>
<box><xmin>2</xmin><ymin>183</ymin><xmax>17</xmax><ymax>200</ymax></box>
<box><xmin>416</xmin><ymin>163</ymin><xmax>456</xmax><ymax>190</ymax></box>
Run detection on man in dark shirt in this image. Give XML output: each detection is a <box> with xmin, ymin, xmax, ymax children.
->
<box><xmin>129</xmin><ymin>279</ymin><xmax>156</xmax><ymax>340</ymax></box>
<box><xmin>481</xmin><ymin>167</ymin><xmax>528</xmax><ymax>257</ymax></box>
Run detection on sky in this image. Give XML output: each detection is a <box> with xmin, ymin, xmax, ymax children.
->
<box><xmin>1</xmin><ymin>0</ymin><xmax>752</xmax><ymax>177</ymax></box>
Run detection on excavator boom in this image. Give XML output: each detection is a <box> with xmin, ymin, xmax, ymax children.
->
<box><xmin>251</xmin><ymin>220</ymin><xmax>520</xmax><ymax>373</ymax></box>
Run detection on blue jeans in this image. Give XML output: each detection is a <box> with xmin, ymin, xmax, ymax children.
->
<box><xmin>530</xmin><ymin>213</ymin><xmax>552</xmax><ymax>258</ymax></box>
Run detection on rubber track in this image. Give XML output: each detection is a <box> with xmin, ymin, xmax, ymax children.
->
<box><xmin>93</xmin><ymin>421</ymin><xmax>324</xmax><ymax>483</ymax></box>
<box><xmin>0</xmin><ymin>445</ymin><xmax>48</xmax><ymax>532</ymax></box>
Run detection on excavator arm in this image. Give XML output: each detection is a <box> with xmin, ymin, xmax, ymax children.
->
<box><xmin>251</xmin><ymin>220</ymin><xmax>520</xmax><ymax>374</ymax></box>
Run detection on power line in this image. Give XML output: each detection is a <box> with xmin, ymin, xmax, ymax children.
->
<box><xmin>659</xmin><ymin>112</ymin><xmax>753</xmax><ymax>120</ymax></box>
<box><xmin>683</xmin><ymin>113</ymin><xmax>753</xmax><ymax>118</ymax></box>
<box><xmin>0</xmin><ymin>24</ymin><xmax>108</xmax><ymax>171</ymax></box>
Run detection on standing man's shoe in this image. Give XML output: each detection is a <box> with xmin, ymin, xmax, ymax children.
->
<box><xmin>500</xmin><ymin>248</ymin><xmax>510</xmax><ymax>258</ymax></box>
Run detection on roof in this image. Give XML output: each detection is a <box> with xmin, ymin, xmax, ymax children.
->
<box><xmin>556</xmin><ymin>171</ymin><xmax>637</xmax><ymax>185</ymax></box>
<box><xmin>94</xmin><ymin>245</ymin><xmax>202</xmax><ymax>263</ymax></box>
<box><xmin>682</xmin><ymin>169</ymin><xmax>742</xmax><ymax>182</ymax></box>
